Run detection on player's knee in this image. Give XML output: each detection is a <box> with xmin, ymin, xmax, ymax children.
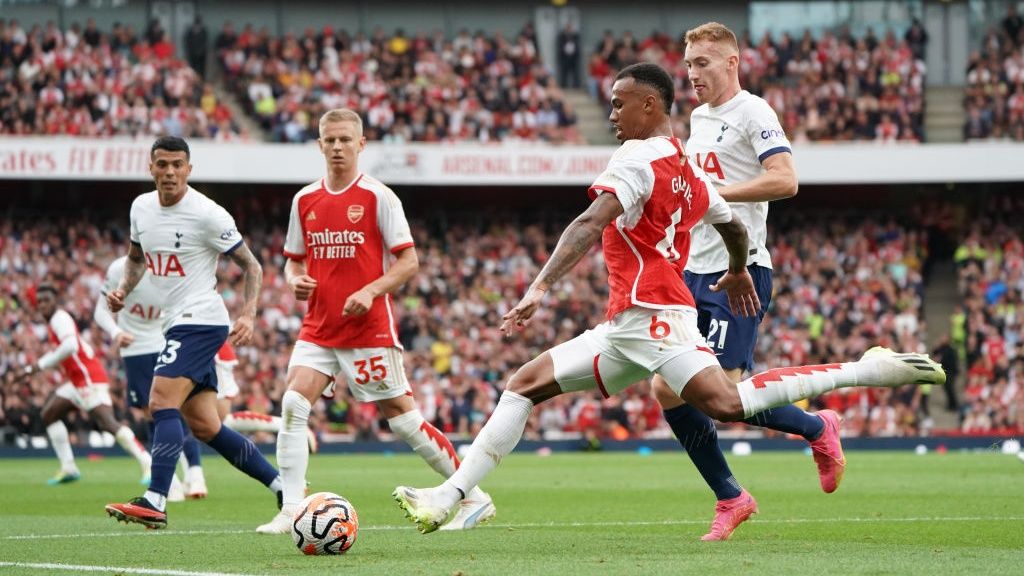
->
<box><xmin>505</xmin><ymin>366</ymin><xmax>555</xmax><ymax>404</ymax></box>
<box><xmin>188</xmin><ymin>419</ymin><xmax>220</xmax><ymax>442</ymax></box>
<box><xmin>697</xmin><ymin>396</ymin><xmax>744</xmax><ymax>422</ymax></box>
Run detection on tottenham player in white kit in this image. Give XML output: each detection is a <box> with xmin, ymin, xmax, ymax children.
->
<box><xmin>95</xmin><ymin>256</ymin><xmax>213</xmax><ymax>500</ymax></box>
<box><xmin>105</xmin><ymin>136</ymin><xmax>283</xmax><ymax>529</ymax></box>
<box><xmin>10</xmin><ymin>284</ymin><xmax>151</xmax><ymax>485</ymax></box>
<box><xmin>257</xmin><ymin>108</ymin><xmax>495</xmax><ymax>534</ymax></box>
<box><xmin>650</xmin><ymin>22</ymin><xmax>847</xmax><ymax>541</ymax></box>
<box><xmin>392</xmin><ymin>63</ymin><xmax>945</xmax><ymax>535</ymax></box>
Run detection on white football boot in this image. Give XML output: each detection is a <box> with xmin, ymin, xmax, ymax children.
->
<box><xmin>439</xmin><ymin>488</ymin><xmax>496</xmax><ymax>531</ymax></box>
<box><xmin>256</xmin><ymin>505</ymin><xmax>297</xmax><ymax>534</ymax></box>
<box><xmin>860</xmin><ymin>347</ymin><xmax>946</xmax><ymax>386</ymax></box>
<box><xmin>393</xmin><ymin>485</ymin><xmax>458</xmax><ymax>534</ymax></box>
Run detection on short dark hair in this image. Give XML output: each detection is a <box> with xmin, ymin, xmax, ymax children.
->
<box><xmin>36</xmin><ymin>283</ymin><xmax>58</xmax><ymax>297</ymax></box>
<box><xmin>151</xmin><ymin>136</ymin><xmax>190</xmax><ymax>160</ymax></box>
<box><xmin>615</xmin><ymin>62</ymin><xmax>675</xmax><ymax>114</ymax></box>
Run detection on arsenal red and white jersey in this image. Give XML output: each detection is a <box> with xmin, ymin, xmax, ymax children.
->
<box><xmin>283</xmin><ymin>173</ymin><xmax>415</xmax><ymax>348</ymax></box>
<box><xmin>589</xmin><ymin>137</ymin><xmax>731</xmax><ymax>320</ymax></box>
<box><xmin>44</xmin><ymin>309</ymin><xmax>108</xmax><ymax>387</ymax></box>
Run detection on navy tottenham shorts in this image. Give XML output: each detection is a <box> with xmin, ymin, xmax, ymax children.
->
<box><xmin>684</xmin><ymin>266</ymin><xmax>773</xmax><ymax>372</ymax></box>
<box><xmin>154</xmin><ymin>325</ymin><xmax>229</xmax><ymax>395</ymax></box>
<box><xmin>123</xmin><ymin>352</ymin><xmax>159</xmax><ymax>408</ymax></box>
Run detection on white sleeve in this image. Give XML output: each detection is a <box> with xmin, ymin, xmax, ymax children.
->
<box><xmin>283</xmin><ymin>193</ymin><xmax>306</xmax><ymax>259</ymax></box>
<box><xmin>746</xmin><ymin>98</ymin><xmax>792</xmax><ymax>163</ymax></box>
<box><xmin>129</xmin><ymin>198</ymin><xmax>141</xmax><ymax>245</ymax></box>
<box><xmin>93</xmin><ymin>295</ymin><xmax>121</xmax><ymax>339</ymax></box>
<box><xmin>204</xmin><ymin>201</ymin><xmax>243</xmax><ymax>253</ymax></box>
<box><xmin>377</xmin><ymin>187</ymin><xmax>415</xmax><ymax>253</ymax></box>
<box><xmin>38</xmin><ymin>311</ymin><xmax>79</xmax><ymax>370</ymax></box>
<box><xmin>588</xmin><ymin>143</ymin><xmax>653</xmax><ymax>224</ymax></box>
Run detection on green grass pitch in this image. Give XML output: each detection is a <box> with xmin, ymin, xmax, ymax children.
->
<box><xmin>1</xmin><ymin>450</ymin><xmax>1022</xmax><ymax>575</ymax></box>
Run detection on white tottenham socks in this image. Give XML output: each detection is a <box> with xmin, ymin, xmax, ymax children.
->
<box><xmin>441</xmin><ymin>391</ymin><xmax>534</xmax><ymax>500</ymax></box>
<box><xmin>736</xmin><ymin>361</ymin><xmax>882</xmax><ymax>418</ymax></box>
<box><xmin>276</xmin><ymin>390</ymin><xmax>312</xmax><ymax>510</ymax></box>
<box><xmin>46</xmin><ymin>421</ymin><xmax>78</xmax><ymax>474</ymax></box>
<box><xmin>115</xmin><ymin>426</ymin><xmax>152</xmax><ymax>472</ymax></box>
<box><xmin>224</xmin><ymin>411</ymin><xmax>282</xmax><ymax>433</ymax></box>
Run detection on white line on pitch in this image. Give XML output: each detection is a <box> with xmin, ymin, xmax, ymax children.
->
<box><xmin>0</xmin><ymin>562</ymin><xmax>257</xmax><ymax>576</ymax></box>
<box><xmin>3</xmin><ymin>515</ymin><xmax>1022</xmax><ymax>542</ymax></box>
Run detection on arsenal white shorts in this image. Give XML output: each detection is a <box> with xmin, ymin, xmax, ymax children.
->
<box><xmin>550</xmin><ymin>306</ymin><xmax>720</xmax><ymax>397</ymax></box>
<box><xmin>55</xmin><ymin>382</ymin><xmax>113</xmax><ymax>412</ymax></box>
<box><xmin>289</xmin><ymin>340</ymin><xmax>411</xmax><ymax>403</ymax></box>
<box><xmin>215</xmin><ymin>359</ymin><xmax>240</xmax><ymax>400</ymax></box>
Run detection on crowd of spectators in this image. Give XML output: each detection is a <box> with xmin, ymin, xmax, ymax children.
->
<box><xmin>589</xmin><ymin>23</ymin><xmax>927</xmax><ymax>143</ymax></box>
<box><xmin>0</xmin><ymin>17</ymin><xmax>243</xmax><ymax>140</ymax></box>
<box><xmin>964</xmin><ymin>5</ymin><xmax>1024</xmax><ymax>141</ymax></box>
<box><xmin>950</xmin><ymin>194</ymin><xmax>1024</xmax><ymax>433</ymax></box>
<box><xmin>2</xmin><ymin>196</ymin><xmax>963</xmax><ymax>449</ymax></box>
<box><xmin>215</xmin><ymin>22</ymin><xmax>582</xmax><ymax>144</ymax></box>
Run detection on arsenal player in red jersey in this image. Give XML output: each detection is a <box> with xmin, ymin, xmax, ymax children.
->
<box><xmin>257</xmin><ymin>108</ymin><xmax>496</xmax><ymax>534</ymax></box>
<box><xmin>392</xmin><ymin>63</ymin><xmax>946</xmax><ymax>536</ymax></box>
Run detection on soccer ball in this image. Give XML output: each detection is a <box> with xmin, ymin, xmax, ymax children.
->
<box><xmin>291</xmin><ymin>492</ymin><xmax>359</xmax><ymax>555</ymax></box>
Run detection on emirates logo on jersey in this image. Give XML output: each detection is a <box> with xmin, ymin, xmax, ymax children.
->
<box><xmin>348</xmin><ymin>205</ymin><xmax>364</xmax><ymax>223</ymax></box>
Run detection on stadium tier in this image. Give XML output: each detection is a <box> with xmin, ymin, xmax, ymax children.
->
<box><xmin>589</xmin><ymin>26</ymin><xmax>925</xmax><ymax>143</ymax></box>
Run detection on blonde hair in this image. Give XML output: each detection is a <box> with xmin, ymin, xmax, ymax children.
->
<box><xmin>319</xmin><ymin>108</ymin><xmax>363</xmax><ymax>137</ymax></box>
<box><xmin>684</xmin><ymin>22</ymin><xmax>739</xmax><ymax>55</ymax></box>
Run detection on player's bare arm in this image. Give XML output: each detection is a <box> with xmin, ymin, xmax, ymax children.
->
<box><xmin>716</xmin><ymin>152</ymin><xmax>798</xmax><ymax>202</ymax></box>
<box><xmin>108</xmin><ymin>242</ymin><xmax>146</xmax><ymax>312</ymax></box>
<box><xmin>501</xmin><ymin>193</ymin><xmax>623</xmax><ymax>334</ymax></box>
<box><xmin>284</xmin><ymin>258</ymin><xmax>317</xmax><ymax>301</ymax></box>
<box><xmin>226</xmin><ymin>241</ymin><xmax>262</xmax><ymax>345</ymax></box>
<box><xmin>343</xmin><ymin>245</ymin><xmax>418</xmax><ymax>316</ymax></box>
<box><xmin>709</xmin><ymin>215</ymin><xmax>761</xmax><ymax>317</ymax></box>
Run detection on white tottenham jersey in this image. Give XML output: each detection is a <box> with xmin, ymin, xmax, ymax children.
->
<box><xmin>686</xmin><ymin>90</ymin><xmax>792</xmax><ymax>274</ymax></box>
<box><xmin>101</xmin><ymin>256</ymin><xmax>165</xmax><ymax>356</ymax></box>
<box><xmin>129</xmin><ymin>187</ymin><xmax>240</xmax><ymax>331</ymax></box>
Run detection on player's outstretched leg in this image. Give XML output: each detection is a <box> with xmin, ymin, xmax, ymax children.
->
<box><xmin>205</xmin><ymin>424</ymin><xmax>282</xmax><ymax>498</ymax></box>
<box><xmin>45</xmin><ymin>421</ymin><xmax>80</xmax><ymax>485</ymax></box>
<box><xmin>387</xmin><ymin>409</ymin><xmax>496</xmax><ymax>531</ymax></box>
<box><xmin>105</xmin><ymin>408</ymin><xmax>183</xmax><ymax>529</ymax></box>
<box><xmin>733</xmin><ymin>348</ymin><xmax>945</xmax><ymax>419</ymax></box>
<box><xmin>394</xmin><ymin>390</ymin><xmax>533</xmax><ymax>534</ymax></box>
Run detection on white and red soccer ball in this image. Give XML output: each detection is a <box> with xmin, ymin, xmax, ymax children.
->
<box><xmin>291</xmin><ymin>492</ymin><xmax>359</xmax><ymax>555</ymax></box>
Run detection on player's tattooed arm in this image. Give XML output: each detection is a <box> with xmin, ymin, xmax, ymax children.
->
<box><xmin>119</xmin><ymin>242</ymin><xmax>147</xmax><ymax>295</ymax></box>
<box><xmin>227</xmin><ymin>241</ymin><xmax>262</xmax><ymax>345</ymax></box>
<box><xmin>227</xmin><ymin>241</ymin><xmax>263</xmax><ymax>318</ymax></box>
<box><xmin>532</xmin><ymin>192</ymin><xmax>624</xmax><ymax>292</ymax></box>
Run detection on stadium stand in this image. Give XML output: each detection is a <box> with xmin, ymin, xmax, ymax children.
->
<box><xmin>215</xmin><ymin>22</ymin><xmax>583</xmax><ymax>144</ymax></box>
<box><xmin>951</xmin><ymin>194</ymin><xmax>1024</xmax><ymax>433</ymax></box>
<box><xmin>589</xmin><ymin>26</ymin><xmax>927</xmax><ymax>143</ymax></box>
<box><xmin>0</xmin><ymin>17</ymin><xmax>242</xmax><ymax>139</ymax></box>
<box><xmin>964</xmin><ymin>6</ymin><xmax>1024</xmax><ymax>141</ymax></box>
